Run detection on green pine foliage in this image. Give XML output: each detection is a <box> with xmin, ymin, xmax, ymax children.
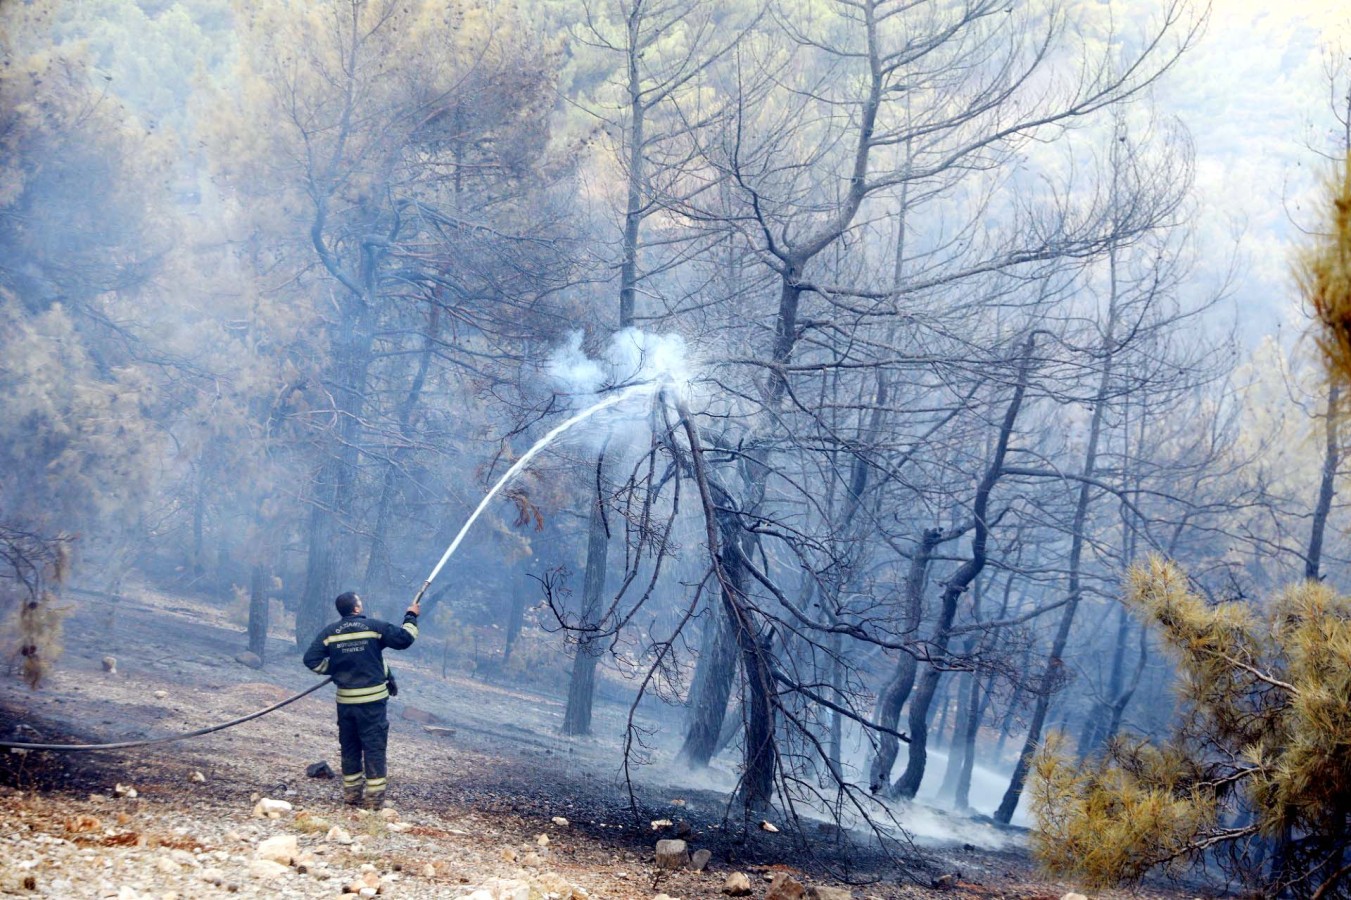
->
<box><xmin>1304</xmin><ymin>154</ymin><xmax>1351</xmax><ymax>389</ymax></box>
<box><xmin>1031</xmin><ymin>557</ymin><xmax>1351</xmax><ymax>897</ymax></box>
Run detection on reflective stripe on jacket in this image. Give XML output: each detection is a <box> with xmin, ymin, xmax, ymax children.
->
<box><xmin>303</xmin><ymin>612</ymin><xmax>418</xmax><ymax>704</ymax></box>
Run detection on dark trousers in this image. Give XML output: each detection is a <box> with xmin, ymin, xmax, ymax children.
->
<box><xmin>336</xmin><ymin>699</ymin><xmax>389</xmax><ymax>799</ymax></box>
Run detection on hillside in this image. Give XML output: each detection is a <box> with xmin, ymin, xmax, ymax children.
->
<box><xmin>0</xmin><ymin>588</ymin><xmax>1206</xmax><ymax>900</ymax></box>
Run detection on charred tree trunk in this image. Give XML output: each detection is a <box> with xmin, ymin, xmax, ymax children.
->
<box><xmin>677</xmin><ymin>400</ymin><xmax>777</xmax><ymax>814</ymax></box>
<box><xmin>739</xmin><ymin>619</ymin><xmax>778</xmax><ymax>813</ymax></box>
<box><xmin>362</xmin><ymin>314</ymin><xmax>436</xmax><ymax>598</ymax></box>
<box><xmin>1307</xmin><ymin>382</ymin><xmax>1340</xmax><ymax>581</ymax></box>
<box><xmin>679</xmin><ymin>539</ymin><xmax>746</xmax><ymax>766</ymax></box>
<box><xmin>192</xmin><ymin>477</ymin><xmax>206</xmax><ymax>577</ymax></box>
<box><xmin>891</xmin><ymin>337</ymin><xmax>1035</xmax><ymax>799</ymax></box>
<box><xmin>248</xmin><ymin>563</ymin><xmax>268</xmax><ymax>661</ymax></box>
<box><xmin>503</xmin><ymin>574</ymin><xmax>527</xmax><ymax>667</ymax></box>
<box><xmin>563</xmin><ymin>490</ymin><xmax>610</xmax><ymax>736</ymax></box>
<box><xmin>952</xmin><ymin>666</ymin><xmax>987</xmax><ymax>811</ymax></box>
<box><xmin>995</xmin><ymin>290</ymin><xmax>1119</xmax><ymax>824</ymax></box>
<box><xmin>294</xmin><ymin>305</ymin><xmax>373</xmax><ymax>645</ymax></box>
<box><xmin>868</xmin><ymin>526</ymin><xmax>941</xmax><ymax>791</ymax></box>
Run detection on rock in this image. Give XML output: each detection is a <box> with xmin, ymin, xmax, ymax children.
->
<box><xmin>156</xmin><ymin>857</ymin><xmax>182</xmax><ymax>874</ymax></box>
<box><xmin>102</xmin><ymin>656</ymin><xmax>117</xmax><ymax>673</ymax></box>
<box><xmin>201</xmin><ymin>868</ymin><xmax>225</xmax><ymax>886</ymax></box>
<box><xmin>806</xmin><ymin>887</ymin><xmax>852</xmax><ymax>900</ymax></box>
<box><xmin>379</xmin><ymin>807</ymin><xmax>400</xmax><ymax>822</ymax></box>
<box><xmin>931</xmin><ymin>874</ymin><xmax>959</xmax><ymax>890</ymax></box>
<box><xmin>655</xmin><ymin>839</ymin><xmax>689</xmax><ymax>870</ymax></box>
<box><xmin>1059</xmin><ymin>894</ymin><xmax>1088</xmax><ymax>900</ymax></box>
<box><xmin>113</xmin><ymin>784</ymin><xmax>138</xmax><ymax>799</ymax></box>
<box><xmin>766</xmin><ymin>872</ymin><xmax>806</xmax><ymax>900</ymax></box>
<box><xmin>248</xmin><ymin>858</ymin><xmax>290</xmax><ymax>879</ymax></box>
<box><xmin>536</xmin><ymin>833</ymin><xmax>550</xmax><ymax>847</ymax></box>
<box><xmin>153</xmin><ymin>690</ymin><xmax>168</xmax><ymax>699</ymax></box>
<box><xmin>482</xmin><ymin>877</ymin><xmax>531</xmax><ymax>900</ymax></box>
<box><xmin>651</xmin><ymin>818</ymin><xmax>673</xmax><ymax>830</ymax></box>
<box><xmin>305</xmin><ymin>760</ymin><xmax>334</xmax><ymax>779</ymax></box>
<box><xmin>551</xmin><ymin>816</ymin><xmax>569</xmax><ymax>826</ymax></box>
<box><xmin>500</xmin><ymin>847</ymin><xmax>518</xmax><ymax>863</ymax></box>
<box><xmin>234</xmin><ymin>651</ymin><xmax>263</xmax><ymax>669</ymax></box>
<box><xmin>255</xmin><ymin>834</ymin><xmax>298</xmax><ymax>865</ymax></box>
<box><xmin>400</xmin><ymin>705</ymin><xmax>442</xmax><ymax>724</ymax></box>
<box><xmin>536</xmin><ymin>871</ymin><xmax>578</xmax><ymax>899</ymax></box>
<box><xmin>421</xmin><ymin>863</ymin><xmax>436</xmax><ymax>878</ymax></box>
<box><xmin>722</xmin><ymin>872</ymin><xmax>753</xmax><ymax>896</ymax></box>
<box><xmin>252</xmin><ymin>797</ymin><xmax>293</xmax><ymax>818</ymax></box>
<box><xmin>326</xmin><ymin>826</ymin><xmax>353</xmax><ymax>845</ymax></box>
<box><xmin>522</xmin><ymin>852</ymin><xmax>545</xmax><ymax>868</ymax></box>
<box><xmin>424</xmin><ymin>725</ymin><xmax>456</xmax><ymax>736</ymax></box>
<box><xmin>388</xmin><ymin>822</ymin><xmax>413</xmax><ymax>833</ymax></box>
<box><xmin>759</xmin><ymin>820</ymin><xmax>779</xmax><ymax>833</ymax></box>
<box><xmin>346</xmin><ymin>870</ymin><xmax>382</xmax><ymax>894</ymax></box>
<box><xmin>189</xmin><ymin>771</ymin><xmax>206</xmax><ymax>783</ymax></box>
<box><xmin>691</xmin><ymin>849</ymin><xmax>712</xmax><ymax>872</ymax></box>
<box><xmin>655</xmin><ymin>894</ymin><xmax>678</xmax><ymax>900</ymax></box>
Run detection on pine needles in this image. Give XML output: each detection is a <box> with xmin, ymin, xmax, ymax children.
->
<box><xmin>1301</xmin><ymin>154</ymin><xmax>1351</xmax><ymax>387</ymax></box>
<box><xmin>1031</xmin><ymin>557</ymin><xmax>1351</xmax><ymax>897</ymax></box>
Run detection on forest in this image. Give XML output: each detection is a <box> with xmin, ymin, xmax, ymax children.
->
<box><xmin>3</xmin><ymin>0</ymin><xmax>1351</xmax><ymax>897</ymax></box>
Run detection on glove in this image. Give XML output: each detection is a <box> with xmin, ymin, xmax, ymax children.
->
<box><xmin>387</xmin><ymin>668</ymin><xmax>399</xmax><ymax>697</ymax></box>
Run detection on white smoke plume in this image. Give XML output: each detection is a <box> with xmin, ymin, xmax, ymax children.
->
<box><xmin>547</xmin><ymin>328</ymin><xmax>694</xmax><ymax>399</ymax></box>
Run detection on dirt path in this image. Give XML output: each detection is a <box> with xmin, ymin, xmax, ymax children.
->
<box><xmin>0</xmin><ymin>586</ymin><xmax>1214</xmax><ymax>899</ymax></box>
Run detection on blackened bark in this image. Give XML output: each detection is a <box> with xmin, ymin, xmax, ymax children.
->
<box><xmin>503</xmin><ymin>575</ymin><xmax>526</xmax><ymax>667</ymax></box>
<box><xmin>996</xmin><ymin>294</ymin><xmax>1118</xmax><ymax>824</ymax></box>
<box><xmin>892</xmin><ymin>337</ymin><xmax>1036</xmax><ymax>799</ymax></box>
<box><xmin>248</xmin><ymin>563</ymin><xmax>268</xmax><ymax>661</ymax></box>
<box><xmin>868</xmin><ymin>526</ymin><xmax>941</xmax><ymax>791</ymax></box>
<box><xmin>678</xmin><ymin>541</ymin><xmax>745</xmax><ymax>766</ymax></box>
<box><xmin>563</xmin><ymin>493</ymin><xmax>610</xmax><ymax>735</ymax></box>
<box><xmin>1307</xmin><ymin>383</ymin><xmax>1340</xmax><ymax>581</ymax></box>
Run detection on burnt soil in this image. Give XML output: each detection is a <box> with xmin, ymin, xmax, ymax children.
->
<box><xmin>0</xmin><ymin>585</ymin><xmax>1222</xmax><ymax>899</ymax></box>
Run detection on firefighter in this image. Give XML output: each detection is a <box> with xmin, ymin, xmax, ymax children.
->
<box><xmin>304</xmin><ymin>591</ymin><xmax>420</xmax><ymax>808</ymax></box>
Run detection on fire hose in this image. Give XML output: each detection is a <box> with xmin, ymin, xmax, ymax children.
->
<box><xmin>0</xmin><ymin>677</ymin><xmax>332</xmax><ymax>752</ymax></box>
<box><xmin>3</xmin><ymin>386</ymin><xmax>654</xmax><ymax>755</ymax></box>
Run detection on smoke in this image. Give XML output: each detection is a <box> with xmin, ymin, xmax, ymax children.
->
<box><xmin>545</xmin><ymin>329</ymin><xmax>697</xmax><ymax>451</ymax></box>
<box><xmin>548</xmin><ymin>328</ymin><xmax>694</xmax><ymax>398</ymax></box>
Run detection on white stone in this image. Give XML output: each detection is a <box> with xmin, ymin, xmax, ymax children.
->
<box><xmin>254</xmin><ymin>834</ymin><xmax>297</xmax><ymax>866</ymax></box>
<box><xmin>536</xmin><ymin>833</ymin><xmax>550</xmax><ymax>847</ymax></box>
<box><xmin>248</xmin><ymin>858</ymin><xmax>289</xmax><ymax>879</ymax></box>
<box><xmin>1060</xmin><ymin>894</ymin><xmax>1088</xmax><ymax>900</ymax></box>
<box><xmin>551</xmin><ymin>817</ymin><xmax>569</xmax><ymax>826</ymax></box>
<box><xmin>723</xmin><ymin>872</ymin><xmax>753</xmax><ymax>896</ymax></box>
<box><xmin>387</xmin><ymin>822</ymin><xmax>412</xmax><ymax>833</ymax></box>
<box><xmin>252</xmin><ymin>798</ymin><xmax>292</xmax><ymax>817</ymax></box>
<box><xmin>188</xmin><ymin>771</ymin><xmax>205</xmax><ymax>783</ymax></box>
<box><xmin>153</xmin><ymin>691</ymin><xmax>168</xmax><ymax>699</ymax></box>
<box><xmin>421</xmin><ymin>863</ymin><xmax>436</xmax><ymax>878</ymax></box>
<box><xmin>759</xmin><ymin>820</ymin><xmax>779</xmax><ymax>833</ymax></box>
<box><xmin>325</xmin><ymin>826</ymin><xmax>352</xmax><ymax>845</ymax></box>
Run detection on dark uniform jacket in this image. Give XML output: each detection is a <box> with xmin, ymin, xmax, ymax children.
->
<box><xmin>303</xmin><ymin>612</ymin><xmax>419</xmax><ymax>704</ymax></box>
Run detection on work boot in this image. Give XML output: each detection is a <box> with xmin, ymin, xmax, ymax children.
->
<box><xmin>361</xmin><ymin>793</ymin><xmax>388</xmax><ymax>811</ymax></box>
<box><xmin>343</xmin><ymin>788</ymin><xmax>364</xmax><ymax>807</ymax></box>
